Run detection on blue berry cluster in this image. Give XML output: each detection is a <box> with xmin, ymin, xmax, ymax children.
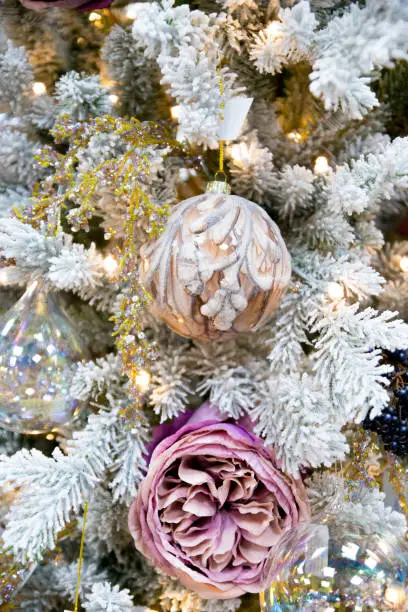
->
<box><xmin>364</xmin><ymin>349</ymin><xmax>408</xmax><ymax>457</ymax></box>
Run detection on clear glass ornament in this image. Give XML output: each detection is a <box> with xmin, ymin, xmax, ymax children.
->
<box><xmin>260</xmin><ymin>521</ymin><xmax>408</xmax><ymax>611</ymax></box>
<box><xmin>0</xmin><ymin>279</ymin><xmax>89</xmax><ymax>434</ymax></box>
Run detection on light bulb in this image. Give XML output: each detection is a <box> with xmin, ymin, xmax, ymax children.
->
<box><xmin>327</xmin><ymin>282</ymin><xmax>344</xmax><ymax>301</ymax></box>
<box><xmin>384</xmin><ymin>585</ymin><xmax>406</xmax><ymax>606</ymax></box>
<box><xmin>229</xmin><ymin>142</ymin><xmax>245</xmax><ymax>164</ymax></box>
<box><xmin>314</xmin><ymin>155</ymin><xmax>330</xmax><ymax>175</ymax></box>
<box><xmin>134</xmin><ymin>369</ymin><xmax>151</xmax><ymax>392</ymax></box>
<box><xmin>171</xmin><ymin>105</ymin><xmax>181</xmax><ymax>120</ymax></box>
<box><xmin>124</xmin><ymin>3</ymin><xmax>141</xmax><ymax>19</ymax></box>
<box><xmin>266</xmin><ymin>20</ymin><xmax>283</xmax><ymax>40</ymax></box>
<box><xmin>399</xmin><ymin>255</ymin><xmax>408</xmax><ymax>272</ymax></box>
<box><xmin>32</xmin><ymin>82</ymin><xmax>46</xmax><ymax>96</ymax></box>
<box><xmin>109</xmin><ymin>93</ymin><xmax>119</xmax><ymax>105</ymax></box>
<box><xmin>103</xmin><ymin>254</ymin><xmax>118</xmax><ymax>276</ymax></box>
<box><xmin>88</xmin><ymin>11</ymin><xmax>101</xmax><ymax>21</ymax></box>
<box><xmin>287</xmin><ymin>131</ymin><xmax>302</xmax><ymax>143</ymax></box>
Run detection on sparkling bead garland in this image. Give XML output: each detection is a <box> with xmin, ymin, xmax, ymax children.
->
<box><xmin>12</xmin><ymin>113</ymin><xmax>182</xmax><ymax>423</ymax></box>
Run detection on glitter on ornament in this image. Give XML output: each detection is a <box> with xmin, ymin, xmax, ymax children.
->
<box><xmin>0</xmin><ymin>279</ymin><xmax>89</xmax><ymax>434</ymax></box>
<box><xmin>140</xmin><ymin>182</ymin><xmax>291</xmax><ymax>341</ymax></box>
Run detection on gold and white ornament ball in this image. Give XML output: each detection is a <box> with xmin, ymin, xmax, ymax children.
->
<box><xmin>140</xmin><ymin>181</ymin><xmax>291</xmax><ymax>341</ymax></box>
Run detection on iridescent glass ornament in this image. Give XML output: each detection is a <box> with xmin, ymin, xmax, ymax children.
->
<box><xmin>0</xmin><ymin>280</ymin><xmax>89</xmax><ymax>434</ymax></box>
<box><xmin>260</xmin><ymin>521</ymin><xmax>408</xmax><ymax>611</ymax></box>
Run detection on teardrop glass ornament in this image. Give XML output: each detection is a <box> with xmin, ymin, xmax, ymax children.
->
<box><xmin>0</xmin><ymin>279</ymin><xmax>89</xmax><ymax>434</ymax></box>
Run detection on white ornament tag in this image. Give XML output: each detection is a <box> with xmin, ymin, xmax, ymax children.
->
<box><xmin>219</xmin><ymin>96</ymin><xmax>253</xmax><ymax>140</ymax></box>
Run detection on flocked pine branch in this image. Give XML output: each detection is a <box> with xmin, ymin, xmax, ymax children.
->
<box><xmin>149</xmin><ymin>345</ymin><xmax>193</xmax><ymax>422</ymax></box>
<box><xmin>0</xmin><ymin>218</ymin><xmax>104</xmax><ymax>291</ymax></box>
<box><xmin>251</xmin><ymin>373</ymin><xmax>348</xmax><ymax>475</ymax></box>
<box><xmin>0</xmin><ymin>41</ymin><xmax>33</xmax><ymax>115</ymax></box>
<box><xmin>83</xmin><ymin>582</ymin><xmax>136</xmax><ymax>612</ymax></box>
<box><xmin>311</xmin><ymin>301</ymin><xmax>408</xmax><ymax>422</ymax></box>
<box><xmin>55</xmin><ymin>72</ymin><xmax>112</xmax><ymax>122</ymax></box>
<box><xmin>250</xmin><ymin>0</ymin><xmax>408</xmax><ymax>119</ymax></box>
<box><xmin>70</xmin><ymin>354</ymin><xmax>125</xmax><ymax>404</ymax></box>
<box><xmin>329</xmin><ymin>136</ymin><xmax>408</xmax><ymax>215</ymax></box>
<box><xmin>306</xmin><ymin>472</ymin><xmax>407</xmax><ymax>537</ymax></box>
<box><xmin>132</xmin><ymin>0</ymin><xmax>240</xmax><ymax>147</ymax></box>
<box><xmin>0</xmin><ymin>403</ymin><xmax>147</xmax><ymax>561</ymax></box>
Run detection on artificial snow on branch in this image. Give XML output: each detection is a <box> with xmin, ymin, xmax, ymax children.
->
<box><xmin>312</xmin><ymin>301</ymin><xmax>408</xmax><ymax>422</ymax></box>
<box><xmin>83</xmin><ymin>582</ymin><xmax>136</xmax><ymax>612</ymax></box>
<box><xmin>55</xmin><ymin>72</ymin><xmax>112</xmax><ymax>121</ymax></box>
<box><xmin>307</xmin><ymin>472</ymin><xmax>407</xmax><ymax>538</ymax></box>
<box><xmin>0</xmin><ymin>41</ymin><xmax>33</xmax><ymax>115</ymax></box>
<box><xmin>149</xmin><ymin>345</ymin><xmax>193</xmax><ymax>422</ymax></box>
<box><xmin>0</xmin><ymin>403</ymin><xmax>147</xmax><ymax>561</ymax></box>
<box><xmin>250</xmin><ymin>0</ymin><xmax>408</xmax><ymax>119</ymax></box>
<box><xmin>0</xmin><ymin>218</ymin><xmax>104</xmax><ymax>292</ymax></box>
<box><xmin>250</xmin><ymin>1</ymin><xmax>316</xmax><ymax>75</ymax></box>
<box><xmin>132</xmin><ymin>0</ymin><xmax>240</xmax><ymax>147</ymax></box>
<box><xmin>329</xmin><ymin>136</ymin><xmax>408</xmax><ymax>215</ymax></box>
<box><xmin>70</xmin><ymin>354</ymin><xmax>124</xmax><ymax>404</ymax></box>
<box><xmin>251</xmin><ymin>373</ymin><xmax>348</xmax><ymax>475</ymax></box>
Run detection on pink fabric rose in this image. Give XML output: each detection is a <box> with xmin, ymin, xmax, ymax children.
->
<box><xmin>128</xmin><ymin>402</ymin><xmax>310</xmax><ymax>599</ymax></box>
<box><xmin>19</xmin><ymin>0</ymin><xmax>112</xmax><ymax>12</ymax></box>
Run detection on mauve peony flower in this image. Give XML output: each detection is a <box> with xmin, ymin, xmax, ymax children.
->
<box><xmin>19</xmin><ymin>0</ymin><xmax>112</xmax><ymax>12</ymax></box>
<box><xmin>128</xmin><ymin>402</ymin><xmax>310</xmax><ymax>599</ymax></box>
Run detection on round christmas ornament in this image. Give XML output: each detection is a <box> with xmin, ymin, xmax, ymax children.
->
<box><xmin>260</xmin><ymin>520</ymin><xmax>408</xmax><ymax>611</ymax></box>
<box><xmin>0</xmin><ymin>279</ymin><xmax>89</xmax><ymax>434</ymax></box>
<box><xmin>140</xmin><ymin>180</ymin><xmax>291</xmax><ymax>341</ymax></box>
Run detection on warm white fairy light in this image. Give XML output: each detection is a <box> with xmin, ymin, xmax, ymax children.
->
<box><xmin>327</xmin><ymin>281</ymin><xmax>344</xmax><ymax>300</ymax></box>
<box><xmin>399</xmin><ymin>255</ymin><xmax>408</xmax><ymax>272</ymax></box>
<box><xmin>32</xmin><ymin>82</ymin><xmax>46</xmax><ymax>96</ymax></box>
<box><xmin>170</xmin><ymin>105</ymin><xmax>181</xmax><ymax>120</ymax></box>
<box><xmin>109</xmin><ymin>93</ymin><xmax>119</xmax><ymax>105</ymax></box>
<box><xmin>88</xmin><ymin>11</ymin><xmax>101</xmax><ymax>21</ymax></box>
<box><xmin>134</xmin><ymin>369</ymin><xmax>151</xmax><ymax>392</ymax></box>
<box><xmin>103</xmin><ymin>254</ymin><xmax>118</xmax><ymax>276</ymax></box>
<box><xmin>228</xmin><ymin>142</ymin><xmax>246</xmax><ymax>164</ymax></box>
<box><xmin>384</xmin><ymin>585</ymin><xmax>406</xmax><ymax>606</ymax></box>
<box><xmin>314</xmin><ymin>155</ymin><xmax>330</xmax><ymax>175</ymax></box>
<box><xmin>287</xmin><ymin>130</ymin><xmax>303</xmax><ymax>143</ymax></box>
<box><xmin>124</xmin><ymin>3</ymin><xmax>141</xmax><ymax>19</ymax></box>
<box><xmin>266</xmin><ymin>20</ymin><xmax>283</xmax><ymax>40</ymax></box>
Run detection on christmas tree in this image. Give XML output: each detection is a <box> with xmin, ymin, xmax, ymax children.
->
<box><xmin>0</xmin><ymin>0</ymin><xmax>408</xmax><ymax>610</ymax></box>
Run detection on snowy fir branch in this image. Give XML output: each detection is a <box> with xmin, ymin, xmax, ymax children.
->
<box><xmin>1</xmin><ymin>0</ymin><xmax>408</xmax><ymax>608</ymax></box>
<box><xmin>83</xmin><ymin>582</ymin><xmax>136</xmax><ymax>612</ymax></box>
<box><xmin>0</xmin><ymin>218</ymin><xmax>104</xmax><ymax>291</ymax></box>
<box><xmin>251</xmin><ymin>0</ymin><xmax>408</xmax><ymax>119</ymax></box>
<box><xmin>0</xmin><ymin>404</ymin><xmax>147</xmax><ymax>560</ymax></box>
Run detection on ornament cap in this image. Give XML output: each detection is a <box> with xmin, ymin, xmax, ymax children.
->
<box><xmin>205</xmin><ymin>178</ymin><xmax>231</xmax><ymax>195</ymax></box>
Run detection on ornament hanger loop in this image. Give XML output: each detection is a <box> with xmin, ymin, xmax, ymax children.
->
<box><xmin>214</xmin><ymin>170</ymin><xmax>228</xmax><ymax>183</ymax></box>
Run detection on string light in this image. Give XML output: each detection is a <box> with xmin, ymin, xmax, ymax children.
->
<box><xmin>134</xmin><ymin>369</ymin><xmax>151</xmax><ymax>392</ymax></box>
<box><xmin>32</xmin><ymin>82</ymin><xmax>46</xmax><ymax>96</ymax></box>
<box><xmin>314</xmin><ymin>155</ymin><xmax>330</xmax><ymax>175</ymax></box>
<box><xmin>170</xmin><ymin>105</ymin><xmax>181</xmax><ymax>120</ymax></box>
<box><xmin>109</xmin><ymin>94</ymin><xmax>119</xmax><ymax>105</ymax></box>
<box><xmin>228</xmin><ymin>142</ymin><xmax>246</xmax><ymax>164</ymax></box>
<box><xmin>399</xmin><ymin>255</ymin><xmax>408</xmax><ymax>272</ymax></box>
<box><xmin>124</xmin><ymin>3</ymin><xmax>140</xmax><ymax>19</ymax></box>
<box><xmin>88</xmin><ymin>11</ymin><xmax>101</xmax><ymax>21</ymax></box>
<box><xmin>287</xmin><ymin>131</ymin><xmax>303</xmax><ymax>143</ymax></box>
<box><xmin>103</xmin><ymin>254</ymin><xmax>118</xmax><ymax>276</ymax></box>
<box><xmin>265</xmin><ymin>20</ymin><xmax>283</xmax><ymax>40</ymax></box>
<box><xmin>384</xmin><ymin>585</ymin><xmax>406</xmax><ymax>606</ymax></box>
<box><xmin>327</xmin><ymin>281</ymin><xmax>344</xmax><ymax>301</ymax></box>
